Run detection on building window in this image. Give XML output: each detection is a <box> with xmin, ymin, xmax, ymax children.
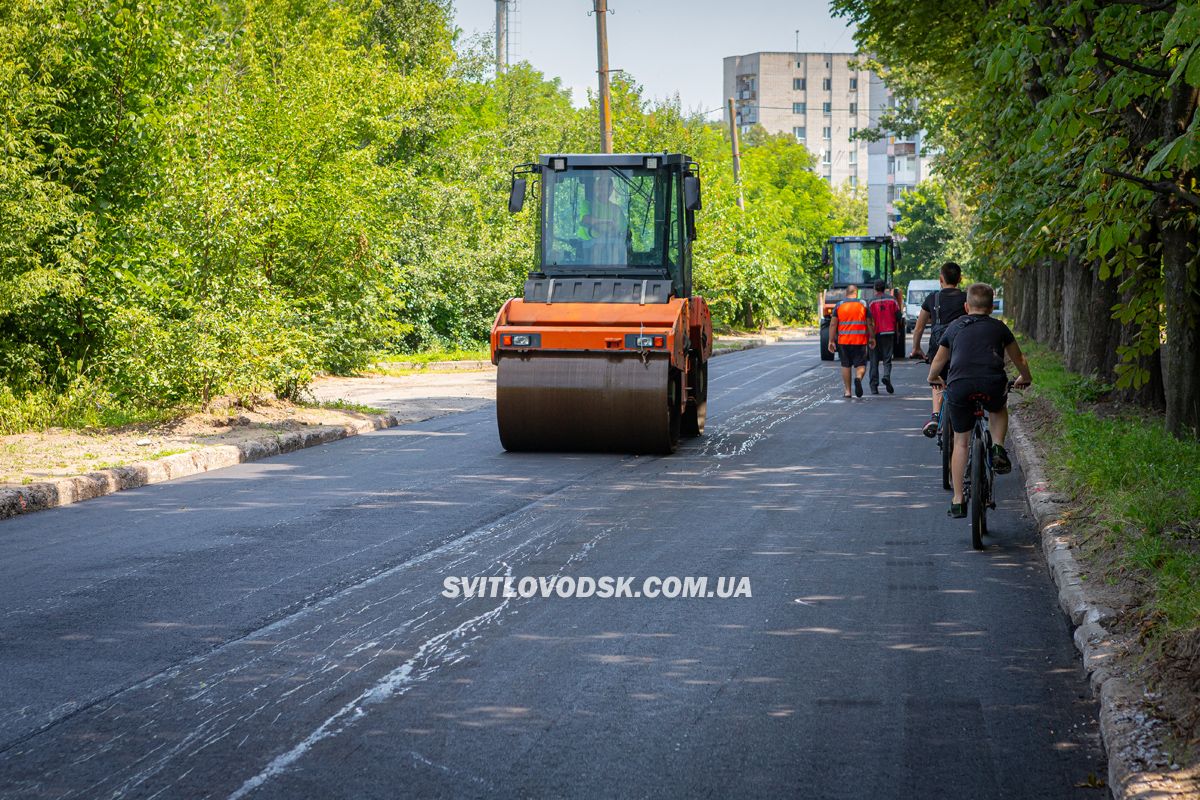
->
<box><xmin>793</xmin><ymin>77</ymin><xmax>806</xmax><ymax>91</ymax></box>
<box><xmin>887</xmin><ymin>185</ymin><xmax>896</xmax><ymax>202</ymax></box>
<box><xmin>822</xmin><ymin>77</ymin><xmax>832</xmax><ymax>91</ymax></box>
<box><xmin>849</xmin><ymin>102</ymin><xmax>857</xmax><ymax>115</ymax></box>
<box><xmin>793</xmin><ymin>126</ymin><xmax>806</xmax><ymax>141</ymax></box>
<box><xmin>822</xmin><ymin>126</ymin><xmax>831</xmax><ymax>139</ymax></box>
<box><xmin>822</xmin><ymin>101</ymin><xmax>831</xmax><ymax>115</ymax></box>
<box><xmin>821</xmin><ymin>149</ymin><xmax>832</xmax><ymax>165</ymax></box>
<box><xmin>849</xmin><ymin>175</ymin><xmax>857</xmax><ymax>187</ymax></box>
<box><xmin>824</xmin><ymin>59</ymin><xmax>831</xmax><ymax>68</ymax></box>
<box><xmin>793</xmin><ymin>102</ymin><xmax>806</xmax><ymax>114</ymax></box>
<box><xmin>887</xmin><ymin>156</ymin><xmax>895</xmax><ymax>174</ymax></box>
<box><xmin>849</xmin><ymin>77</ymin><xmax>858</xmax><ymax>91</ymax></box>
<box><xmin>849</xmin><ymin>149</ymin><xmax>858</xmax><ymax>165</ymax></box>
<box><xmin>849</xmin><ymin>127</ymin><xmax>857</xmax><ymax>139</ymax></box>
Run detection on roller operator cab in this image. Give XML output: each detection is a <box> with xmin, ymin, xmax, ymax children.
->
<box><xmin>818</xmin><ymin>235</ymin><xmax>906</xmax><ymax>362</ymax></box>
<box><xmin>490</xmin><ymin>154</ymin><xmax>712</xmax><ymax>454</ymax></box>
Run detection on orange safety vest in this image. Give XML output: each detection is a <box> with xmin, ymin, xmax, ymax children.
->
<box><xmin>834</xmin><ymin>299</ymin><xmax>869</xmax><ymax>345</ymax></box>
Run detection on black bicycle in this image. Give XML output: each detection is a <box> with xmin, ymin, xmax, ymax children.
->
<box><xmin>961</xmin><ymin>380</ymin><xmax>1017</xmax><ymax>550</ymax></box>
<box><xmin>961</xmin><ymin>392</ymin><xmax>996</xmax><ymax>550</ymax></box>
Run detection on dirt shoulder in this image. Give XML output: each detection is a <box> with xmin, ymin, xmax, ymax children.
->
<box><xmin>0</xmin><ymin>370</ymin><xmax>497</xmax><ymax>491</ymax></box>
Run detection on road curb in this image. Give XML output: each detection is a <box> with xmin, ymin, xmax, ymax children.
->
<box><xmin>711</xmin><ymin>338</ymin><xmax>770</xmax><ymax>356</ymax></box>
<box><xmin>0</xmin><ymin>413</ymin><xmax>406</xmax><ymax>521</ymax></box>
<box><xmin>1009</xmin><ymin>411</ymin><xmax>1196</xmax><ymax>799</ymax></box>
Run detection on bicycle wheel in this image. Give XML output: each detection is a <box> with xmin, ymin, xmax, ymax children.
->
<box><xmin>940</xmin><ymin>418</ymin><xmax>952</xmax><ymax>492</ymax></box>
<box><xmin>970</xmin><ymin>434</ymin><xmax>987</xmax><ymax>550</ymax></box>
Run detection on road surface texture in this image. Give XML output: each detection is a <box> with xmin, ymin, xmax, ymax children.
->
<box><xmin>0</xmin><ymin>339</ymin><xmax>1103</xmax><ymax>799</ymax></box>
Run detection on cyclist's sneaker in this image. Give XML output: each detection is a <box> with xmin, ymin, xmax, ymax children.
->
<box><xmin>871</xmin><ymin>385</ymin><xmax>879</xmax><ymax>395</ymax></box>
<box><xmin>922</xmin><ymin>414</ymin><xmax>938</xmax><ymax>438</ymax></box>
<box><xmin>947</xmin><ymin>503</ymin><xmax>966</xmax><ymax>518</ymax></box>
<box><xmin>883</xmin><ymin>378</ymin><xmax>894</xmax><ymax>394</ymax></box>
<box><xmin>854</xmin><ymin>377</ymin><xmax>863</xmax><ymax>398</ymax></box>
<box><xmin>992</xmin><ymin>444</ymin><xmax>1012</xmax><ymax>475</ymax></box>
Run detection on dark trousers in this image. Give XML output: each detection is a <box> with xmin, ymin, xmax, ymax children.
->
<box><xmin>870</xmin><ymin>333</ymin><xmax>894</xmax><ymax>388</ymax></box>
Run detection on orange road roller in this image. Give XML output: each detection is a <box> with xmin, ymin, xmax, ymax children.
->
<box><xmin>490</xmin><ymin>153</ymin><xmax>712</xmax><ymax>454</ymax></box>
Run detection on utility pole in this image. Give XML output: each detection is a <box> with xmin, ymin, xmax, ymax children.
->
<box><xmin>593</xmin><ymin>0</ymin><xmax>613</xmax><ymax>153</ymax></box>
<box><xmin>495</xmin><ymin>0</ymin><xmax>507</xmax><ymax>74</ymax></box>
<box><xmin>727</xmin><ymin>97</ymin><xmax>745</xmax><ymax>210</ymax></box>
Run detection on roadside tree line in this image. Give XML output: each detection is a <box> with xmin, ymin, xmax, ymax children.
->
<box><xmin>0</xmin><ymin>0</ymin><xmax>863</xmax><ymax>432</ymax></box>
<box><xmin>834</xmin><ymin>0</ymin><xmax>1200</xmax><ymax>438</ymax></box>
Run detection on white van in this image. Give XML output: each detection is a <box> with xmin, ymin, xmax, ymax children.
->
<box><xmin>905</xmin><ymin>280</ymin><xmax>940</xmax><ymax>331</ymax></box>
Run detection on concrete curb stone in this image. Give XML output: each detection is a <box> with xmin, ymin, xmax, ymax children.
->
<box><xmin>0</xmin><ymin>413</ymin><xmax>404</xmax><ymax>521</ymax></box>
<box><xmin>1009</xmin><ymin>411</ymin><xmax>1198</xmax><ymax>799</ymax></box>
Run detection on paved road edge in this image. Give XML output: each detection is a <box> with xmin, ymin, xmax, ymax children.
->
<box><xmin>0</xmin><ymin>414</ymin><xmax>411</xmax><ymax>521</ymax></box>
<box><xmin>1010</xmin><ymin>411</ymin><xmax>1197</xmax><ymax>799</ymax></box>
<box><xmin>0</xmin><ymin>340</ymin><xmax>772</xmax><ymax>521</ymax></box>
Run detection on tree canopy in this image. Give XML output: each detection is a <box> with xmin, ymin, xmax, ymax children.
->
<box><xmin>834</xmin><ymin>0</ymin><xmax>1200</xmax><ymax>437</ymax></box>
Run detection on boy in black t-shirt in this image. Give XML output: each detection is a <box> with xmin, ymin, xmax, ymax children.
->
<box><xmin>927</xmin><ymin>283</ymin><xmax>1033</xmax><ymax>518</ymax></box>
<box><xmin>910</xmin><ymin>262</ymin><xmax>968</xmax><ymax>437</ymax></box>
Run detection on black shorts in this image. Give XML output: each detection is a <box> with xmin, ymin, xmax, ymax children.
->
<box><xmin>838</xmin><ymin>344</ymin><xmax>867</xmax><ymax>368</ymax></box>
<box><xmin>944</xmin><ymin>378</ymin><xmax>1009</xmax><ymax>434</ymax></box>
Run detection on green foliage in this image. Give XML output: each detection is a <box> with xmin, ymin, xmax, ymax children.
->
<box><xmin>834</xmin><ymin>0</ymin><xmax>1200</xmax><ymax>419</ymax></box>
<box><xmin>0</xmin><ymin>3</ymin><xmax>856</xmax><ymax>431</ymax></box>
<box><xmin>892</xmin><ymin>179</ymin><xmax>979</xmax><ymax>286</ymax></box>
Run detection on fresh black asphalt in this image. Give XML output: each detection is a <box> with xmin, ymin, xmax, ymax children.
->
<box><xmin>0</xmin><ymin>339</ymin><xmax>1103</xmax><ymax>798</ymax></box>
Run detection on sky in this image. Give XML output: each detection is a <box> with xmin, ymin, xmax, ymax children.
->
<box><xmin>451</xmin><ymin>0</ymin><xmax>857</xmax><ymax>118</ymax></box>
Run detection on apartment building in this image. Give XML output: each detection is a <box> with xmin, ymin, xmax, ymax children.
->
<box><xmin>722</xmin><ymin>51</ymin><xmax>931</xmax><ymax>233</ymax></box>
<box><xmin>866</xmin><ymin>73</ymin><xmax>928</xmax><ymax>235</ymax></box>
<box><xmin>723</xmin><ymin>51</ymin><xmax>872</xmax><ymax>188</ymax></box>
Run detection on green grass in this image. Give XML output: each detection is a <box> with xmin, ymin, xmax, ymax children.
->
<box><xmin>0</xmin><ymin>381</ymin><xmax>185</xmax><ymax>435</ymax></box>
<box><xmin>373</xmin><ymin>347</ymin><xmax>490</xmax><ymax>365</ymax></box>
<box><xmin>302</xmin><ymin>399</ymin><xmax>387</xmax><ymax>415</ymax></box>
<box><xmin>146</xmin><ymin>448</ymin><xmax>190</xmax><ymax>460</ymax></box>
<box><xmin>1021</xmin><ymin>339</ymin><xmax>1200</xmax><ymax>636</ymax></box>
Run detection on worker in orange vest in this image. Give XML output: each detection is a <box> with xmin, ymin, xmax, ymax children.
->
<box><xmin>827</xmin><ymin>284</ymin><xmax>876</xmax><ymax>398</ymax></box>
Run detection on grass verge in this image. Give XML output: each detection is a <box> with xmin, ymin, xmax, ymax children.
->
<box><xmin>373</xmin><ymin>347</ymin><xmax>490</xmax><ymax>364</ymax></box>
<box><xmin>299</xmin><ymin>399</ymin><xmax>387</xmax><ymax>416</ymax></box>
<box><xmin>1018</xmin><ymin>339</ymin><xmax>1200</xmax><ymax>640</ymax></box>
<box><xmin>0</xmin><ymin>380</ymin><xmax>185</xmax><ymax>436</ymax></box>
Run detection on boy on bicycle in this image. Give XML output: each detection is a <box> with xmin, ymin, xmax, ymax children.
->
<box><xmin>927</xmin><ymin>283</ymin><xmax>1033</xmax><ymax>518</ymax></box>
<box><xmin>910</xmin><ymin>262</ymin><xmax>968</xmax><ymax>436</ymax></box>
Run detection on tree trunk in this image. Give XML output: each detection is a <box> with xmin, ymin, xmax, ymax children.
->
<box><xmin>1060</xmin><ymin>251</ymin><xmax>1084</xmax><ymax>368</ymax></box>
<box><xmin>1162</xmin><ymin>222</ymin><xmax>1200</xmax><ymax>437</ymax></box>
<box><xmin>1062</xmin><ymin>250</ymin><xmax>1119</xmax><ymax>380</ymax></box>
<box><xmin>1010</xmin><ymin>264</ymin><xmax>1038</xmax><ymax>338</ymax></box>
<box><xmin>1035</xmin><ymin>258</ymin><xmax>1063</xmax><ymax>348</ymax></box>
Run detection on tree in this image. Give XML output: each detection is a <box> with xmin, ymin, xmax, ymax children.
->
<box><xmin>833</xmin><ymin>0</ymin><xmax>1200</xmax><ymax>436</ymax></box>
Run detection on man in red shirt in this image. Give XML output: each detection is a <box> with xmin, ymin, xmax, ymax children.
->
<box><xmin>867</xmin><ymin>279</ymin><xmax>899</xmax><ymax>394</ymax></box>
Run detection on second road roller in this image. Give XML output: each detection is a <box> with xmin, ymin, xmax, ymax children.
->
<box><xmin>490</xmin><ymin>153</ymin><xmax>712</xmax><ymax>454</ymax></box>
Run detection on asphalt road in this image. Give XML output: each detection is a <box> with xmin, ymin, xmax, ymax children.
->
<box><xmin>0</xmin><ymin>339</ymin><xmax>1103</xmax><ymax>799</ymax></box>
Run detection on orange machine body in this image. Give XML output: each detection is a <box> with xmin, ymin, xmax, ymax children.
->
<box><xmin>491</xmin><ymin>296</ymin><xmax>712</xmax><ymax>378</ymax></box>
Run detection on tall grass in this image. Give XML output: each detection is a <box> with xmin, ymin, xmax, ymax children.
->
<box><xmin>1021</xmin><ymin>340</ymin><xmax>1200</xmax><ymax>634</ymax></box>
<box><xmin>0</xmin><ymin>378</ymin><xmax>181</xmax><ymax>435</ymax></box>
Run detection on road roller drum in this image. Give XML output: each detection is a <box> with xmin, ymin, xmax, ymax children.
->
<box><xmin>496</xmin><ymin>353</ymin><xmax>679</xmax><ymax>453</ymax></box>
